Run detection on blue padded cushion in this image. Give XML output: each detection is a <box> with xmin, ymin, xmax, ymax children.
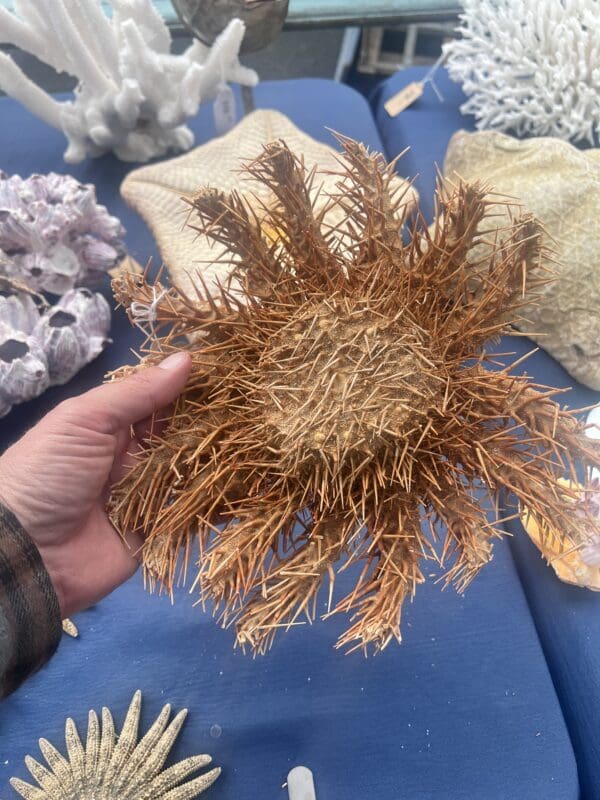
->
<box><xmin>374</xmin><ymin>66</ymin><xmax>600</xmax><ymax>800</ymax></box>
<box><xmin>371</xmin><ymin>65</ymin><xmax>474</xmax><ymax>221</ymax></box>
<box><xmin>498</xmin><ymin>340</ymin><xmax>600</xmax><ymax>800</ymax></box>
<box><xmin>0</xmin><ymin>79</ymin><xmax>578</xmax><ymax>800</ymax></box>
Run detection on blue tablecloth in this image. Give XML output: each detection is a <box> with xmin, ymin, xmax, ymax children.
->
<box><xmin>0</xmin><ymin>79</ymin><xmax>579</xmax><ymax>800</ymax></box>
<box><xmin>374</xmin><ymin>66</ymin><xmax>600</xmax><ymax>800</ymax></box>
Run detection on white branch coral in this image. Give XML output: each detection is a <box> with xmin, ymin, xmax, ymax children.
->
<box><xmin>0</xmin><ymin>0</ymin><xmax>259</xmax><ymax>163</ymax></box>
<box><xmin>444</xmin><ymin>0</ymin><xmax>600</xmax><ymax>144</ymax></box>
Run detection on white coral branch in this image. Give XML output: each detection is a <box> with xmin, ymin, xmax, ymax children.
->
<box><xmin>444</xmin><ymin>0</ymin><xmax>600</xmax><ymax>144</ymax></box>
<box><xmin>0</xmin><ymin>0</ymin><xmax>259</xmax><ymax>163</ymax></box>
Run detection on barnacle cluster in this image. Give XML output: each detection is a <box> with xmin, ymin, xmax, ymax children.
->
<box><xmin>0</xmin><ymin>172</ymin><xmax>120</xmax><ymax>415</ymax></box>
<box><xmin>0</xmin><ymin>172</ymin><xmax>124</xmax><ymax>293</ymax></box>
<box><xmin>110</xmin><ymin>137</ymin><xmax>600</xmax><ymax>654</ymax></box>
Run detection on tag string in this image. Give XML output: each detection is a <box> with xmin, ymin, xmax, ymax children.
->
<box><xmin>422</xmin><ymin>52</ymin><xmax>447</xmax><ymax>103</ymax></box>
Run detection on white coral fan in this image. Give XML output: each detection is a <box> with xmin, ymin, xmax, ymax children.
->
<box><xmin>0</xmin><ymin>0</ymin><xmax>258</xmax><ymax>163</ymax></box>
<box><xmin>444</xmin><ymin>0</ymin><xmax>600</xmax><ymax>144</ymax></box>
<box><xmin>0</xmin><ymin>171</ymin><xmax>125</xmax><ymax>294</ymax></box>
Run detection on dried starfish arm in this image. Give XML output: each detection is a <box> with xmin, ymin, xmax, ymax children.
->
<box><xmin>331</xmin><ymin>499</ymin><xmax>425</xmax><ymax>654</ymax></box>
<box><xmin>456</xmin><ymin>220</ymin><xmax>549</xmax><ymax>335</ymax></box>
<box><xmin>458</xmin><ymin>366</ymin><xmax>600</xmax><ymax>473</ymax></box>
<box><xmin>451</xmin><ymin>420</ymin><xmax>600</xmax><ymax>555</ymax></box>
<box><xmin>112</xmin><ymin>269</ymin><xmax>221</xmax><ymax>340</ymax></box>
<box><xmin>186</xmin><ymin>187</ymin><xmax>284</xmax><ymax>299</ymax></box>
<box><xmin>330</xmin><ymin>134</ymin><xmax>413</xmax><ymax>264</ymax></box>
<box><xmin>200</xmin><ymin>496</ymin><xmax>301</xmax><ymax>613</ymax></box>
<box><xmin>111</xmin><ymin>428</ymin><xmax>241</xmax><ymax>590</ymax></box>
<box><xmin>428</xmin><ymin>211</ymin><xmax>549</xmax><ymax>355</ymax></box>
<box><xmin>425</xmin><ymin>481</ymin><xmax>502</xmax><ymax>591</ymax></box>
<box><xmin>242</xmin><ymin>142</ymin><xmax>343</xmax><ymax>289</ymax></box>
<box><xmin>423</xmin><ymin>182</ymin><xmax>491</xmax><ymax>282</ymax></box>
<box><xmin>234</xmin><ymin>514</ymin><xmax>355</xmax><ymax>654</ymax></box>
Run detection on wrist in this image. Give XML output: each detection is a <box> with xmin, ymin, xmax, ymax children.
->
<box><xmin>0</xmin><ymin>458</ymin><xmax>67</xmax><ymax>616</ymax></box>
<box><xmin>32</xmin><ymin>541</ymin><xmax>70</xmax><ymax>617</ymax></box>
<box><xmin>0</xmin><ymin>503</ymin><xmax>62</xmax><ymax>697</ymax></box>
<box><xmin>0</xmin><ymin>452</ymin><xmax>30</xmax><ymax>539</ymax></box>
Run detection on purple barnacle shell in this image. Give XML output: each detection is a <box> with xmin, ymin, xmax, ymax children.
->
<box><xmin>80</xmin><ymin>240</ymin><xmax>120</xmax><ymax>272</ymax></box>
<box><xmin>58</xmin><ymin>288</ymin><xmax>112</xmax><ymax>336</ymax></box>
<box><xmin>0</xmin><ymin>393</ymin><xmax>12</xmax><ymax>418</ymax></box>
<box><xmin>0</xmin><ymin>322</ymin><xmax>49</xmax><ymax>414</ymax></box>
<box><xmin>34</xmin><ymin>309</ymin><xmax>87</xmax><ymax>384</ymax></box>
<box><xmin>89</xmin><ymin>208</ymin><xmax>126</xmax><ymax>242</ymax></box>
<box><xmin>33</xmin><ymin>289</ymin><xmax>111</xmax><ymax>384</ymax></box>
<box><xmin>0</xmin><ymin>291</ymin><xmax>40</xmax><ymax>334</ymax></box>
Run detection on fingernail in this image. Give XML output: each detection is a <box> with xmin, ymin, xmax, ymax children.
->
<box><xmin>158</xmin><ymin>352</ymin><xmax>189</xmax><ymax>371</ymax></box>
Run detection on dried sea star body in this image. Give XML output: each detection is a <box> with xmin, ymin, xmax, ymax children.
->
<box><xmin>110</xmin><ymin>137</ymin><xmax>600</xmax><ymax>655</ymax></box>
<box><xmin>10</xmin><ymin>691</ymin><xmax>220</xmax><ymax>799</ymax></box>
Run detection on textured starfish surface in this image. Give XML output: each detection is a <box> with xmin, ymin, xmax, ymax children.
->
<box><xmin>110</xmin><ymin>136</ymin><xmax>600</xmax><ymax>654</ymax></box>
<box><xmin>10</xmin><ymin>691</ymin><xmax>220</xmax><ymax>799</ymax></box>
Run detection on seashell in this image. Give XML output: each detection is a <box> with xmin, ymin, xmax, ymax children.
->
<box><xmin>172</xmin><ymin>0</ymin><xmax>289</xmax><ymax>54</ymax></box>
<box><xmin>121</xmin><ymin>109</ymin><xmax>418</xmax><ymax>298</ymax></box>
<box><xmin>0</xmin><ymin>288</ymin><xmax>40</xmax><ymax>334</ymax></box>
<box><xmin>521</xmin><ymin>477</ymin><xmax>600</xmax><ymax>591</ymax></box>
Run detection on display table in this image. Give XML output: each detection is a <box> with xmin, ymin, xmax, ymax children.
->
<box><xmin>0</xmin><ymin>79</ymin><xmax>582</xmax><ymax>800</ymax></box>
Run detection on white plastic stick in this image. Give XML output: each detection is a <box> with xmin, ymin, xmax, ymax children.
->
<box><xmin>287</xmin><ymin>766</ymin><xmax>316</xmax><ymax>800</ymax></box>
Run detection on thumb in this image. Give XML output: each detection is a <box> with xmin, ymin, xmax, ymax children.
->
<box><xmin>79</xmin><ymin>352</ymin><xmax>192</xmax><ymax>431</ymax></box>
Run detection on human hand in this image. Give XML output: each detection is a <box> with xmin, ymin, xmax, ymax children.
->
<box><xmin>0</xmin><ymin>352</ymin><xmax>192</xmax><ymax>617</ymax></box>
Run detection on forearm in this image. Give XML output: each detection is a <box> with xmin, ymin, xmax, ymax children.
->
<box><xmin>0</xmin><ymin>503</ymin><xmax>61</xmax><ymax>699</ymax></box>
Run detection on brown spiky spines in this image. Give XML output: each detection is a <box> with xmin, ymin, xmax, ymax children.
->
<box><xmin>110</xmin><ymin>136</ymin><xmax>600</xmax><ymax>655</ymax></box>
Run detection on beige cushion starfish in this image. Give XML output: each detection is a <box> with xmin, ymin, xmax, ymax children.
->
<box><xmin>444</xmin><ymin>129</ymin><xmax>600</xmax><ymax>390</ymax></box>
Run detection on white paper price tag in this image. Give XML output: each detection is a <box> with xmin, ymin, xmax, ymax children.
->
<box><xmin>213</xmin><ymin>83</ymin><xmax>237</xmax><ymax>135</ymax></box>
<box><xmin>384</xmin><ymin>80</ymin><xmax>424</xmax><ymax>117</ymax></box>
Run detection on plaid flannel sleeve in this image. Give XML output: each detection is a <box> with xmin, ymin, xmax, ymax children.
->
<box><xmin>0</xmin><ymin>503</ymin><xmax>62</xmax><ymax>699</ymax></box>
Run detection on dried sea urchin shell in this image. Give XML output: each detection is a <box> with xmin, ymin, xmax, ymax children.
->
<box><xmin>110</xmin><ymin>137</ymin><xmax>600</xmax><ymax>655</ymax></box>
